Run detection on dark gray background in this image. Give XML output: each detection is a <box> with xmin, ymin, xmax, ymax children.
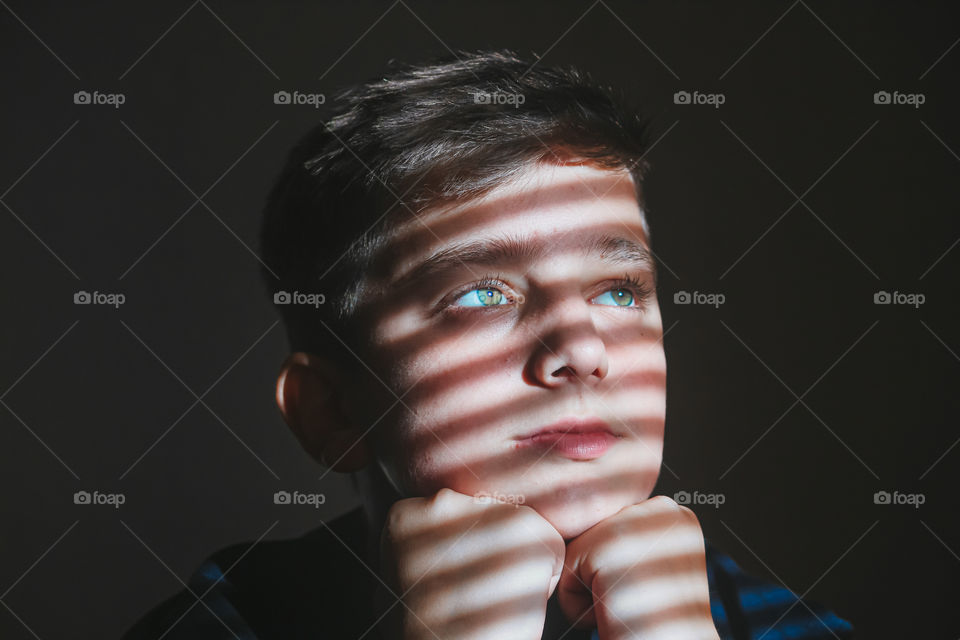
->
<box><xmin>1</xmin><ymin>1</ymin><xmax>958</xmax><ymax>638</ymax></box>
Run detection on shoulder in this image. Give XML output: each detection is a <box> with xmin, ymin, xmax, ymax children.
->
<box><xmin>122</xmin><ymin>507</ymin><xmax>374</xmax><ymax>640</ymax></box>
<box><xmin>704</xmin><ymin>540</ymin><xmax>855</xmax><ymax>640</ymax></box>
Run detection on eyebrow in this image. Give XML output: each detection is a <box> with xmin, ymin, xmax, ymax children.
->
<box><xmin>392</xmin><ymin>232</ymin><xmax>656</xmax><ymax>288</ymax></box>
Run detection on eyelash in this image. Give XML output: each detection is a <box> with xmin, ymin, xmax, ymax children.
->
<box><xmin>443</xmin><ymin>272</ymin><xmax>653</xmax><ymax>312</ymax></box>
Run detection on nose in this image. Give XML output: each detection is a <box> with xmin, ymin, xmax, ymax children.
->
<box><xmin>524</xmin><ymin>298</ymin><xmax>610</xmax><ymax>388</ymax></box>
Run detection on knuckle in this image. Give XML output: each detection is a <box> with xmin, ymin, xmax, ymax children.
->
<box><xmin>515</xmin><ymin>503</ymin><xmax>548</xmax><ymax>526</ymax></box>
<box><xmin>677</xmin><ymin>503</ymin><xmax>701</xmax><ymax>525</ymax></box>
<box><xmin>516</xmin><ymin>506</ymin><xmax>564</xmax><ymax>546</ymax></box>
<box><xmin>648</xmin><ymin>494</ymin><xmax>679</xmax><ymax>510</ymax></box>
<box><xmin>513</xmin><ymin>503</ymin><xmax>537</xmax><ymax>518</ymax></box>
<box><xmin>674</xmin><ymin>502</ymin><xmax>694</xmax><ymax>517</ymax></box>
<box><xmin>646</xmin><ymin>495</ymin><xmax>701</xmax><ymax>525</ymax></box>
<box><xmin>429</xmin><ymin>487</ymin><xmax>458</xmax><ymax>506</ymax></box>
<box><xmin>385</xmin><ymin>497</ymin><xmax>419</xmax><ymax>532</ymax></box>
<box><xmin>384</xmin><ymin>506</ymin><xmax>404</xmax><ymax>537</ymax></box>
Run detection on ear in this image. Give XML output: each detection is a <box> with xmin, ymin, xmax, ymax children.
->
<box><xmin>275</xmin><ymin>351</ymin><xmax>371</xmax><ymax>472</ymax></box>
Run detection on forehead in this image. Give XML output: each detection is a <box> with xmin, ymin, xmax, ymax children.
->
<box><xmin>373</xmin><ymin>163</ymin><xmax>649</xmax><ymax>283</ymax></box>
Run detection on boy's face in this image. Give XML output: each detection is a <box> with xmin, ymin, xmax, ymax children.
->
<box><xmin>354</xmin><ymin>162</ymin><xmax>666</xmax><ymax>540</ymax></box>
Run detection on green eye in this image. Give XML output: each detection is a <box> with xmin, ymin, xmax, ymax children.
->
<box><xmin>451</xmin><ymin>276</ymin><xmax>648</xmax><ymax>311</ymax></box>
<box><xmin>477</xmin><ymin>288</ymin><xmax>504</xmax><ymax>306</ymax></box>
<box><xmin>453</xmin><ymin>287</ymin><xmax>508</xmax><ymax>307</ymax></box>
<box><xmin>595</xmin><ymin>288</ymin><xmax>635</xmax><ymax>307</ymax></box>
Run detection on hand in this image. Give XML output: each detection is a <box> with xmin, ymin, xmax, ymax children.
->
<box><xmin>557</xmin><ymin>496</ymin><xmax>721</xmax><ymax>640</ymax></box>
<box><xmin>379</xmin><ymin>488</ymin><xmax>566</xmax><ymax>640</ymax></box>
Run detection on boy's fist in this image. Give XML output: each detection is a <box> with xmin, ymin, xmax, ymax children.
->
<box><xmin>557</xmin><ymin>495</ymin><xmax>721</xmax><ymax>640</ymax></box>
<box><xmin>379</xmin><ymin>488</ymin><xmax>566</xmax><ymax>640</ymax></box>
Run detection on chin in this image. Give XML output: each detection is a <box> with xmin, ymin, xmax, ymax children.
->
<box><xmin>529</xmin><ymin>492</ymin><xmax>634</xmax><ymax>541</ymax></box>
<box><xmin>513</xmin><ymin>461</ymin><xmax>659</xmax><ymax>540</ymax></box>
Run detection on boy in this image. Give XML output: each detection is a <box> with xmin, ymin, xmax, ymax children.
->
<box><xmin>124</xmin><ymin>50</ymin><xmax>854</xmax><ymax>639</ymax></box>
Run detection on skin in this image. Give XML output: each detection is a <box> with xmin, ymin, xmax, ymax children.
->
<box><xmin>276</xmin><ymin>162</ymin><xmax>719</xmax><ymax>639</ymax></box>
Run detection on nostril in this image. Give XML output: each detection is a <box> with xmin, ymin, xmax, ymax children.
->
<box><xmin>551</xmin><ymin>365</ymin><xmax>576</xmax><ymax>378</ymax></box>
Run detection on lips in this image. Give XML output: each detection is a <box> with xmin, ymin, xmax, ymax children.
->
<box><xmin>515</xmin><ymin>417</ymin><xmax>619</xmax><ymax>460</ymax></box>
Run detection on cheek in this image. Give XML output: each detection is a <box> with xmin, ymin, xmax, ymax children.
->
<box><xmin>386</xmin><ymin>363</ymin><xmax>558</xmax><ymax>497</ymax></box>
<box><xmin>362</xmin><ymin>342</ymin><xmax>517</xmax><ymax>495</ymax></box>
<box><xmin>604</xmin><ymin>340</ymin><xmax>668</xmax><ymax>421</ymax></box>
<box><xmin>383</xmin><ymin>379</ymin><xmax>519</xmax><ymax>495</ymax></box>
<box><xmin>363</xmin><ymin>312</ymin><xmax>668</xmax><ymax>498</ymax></box>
